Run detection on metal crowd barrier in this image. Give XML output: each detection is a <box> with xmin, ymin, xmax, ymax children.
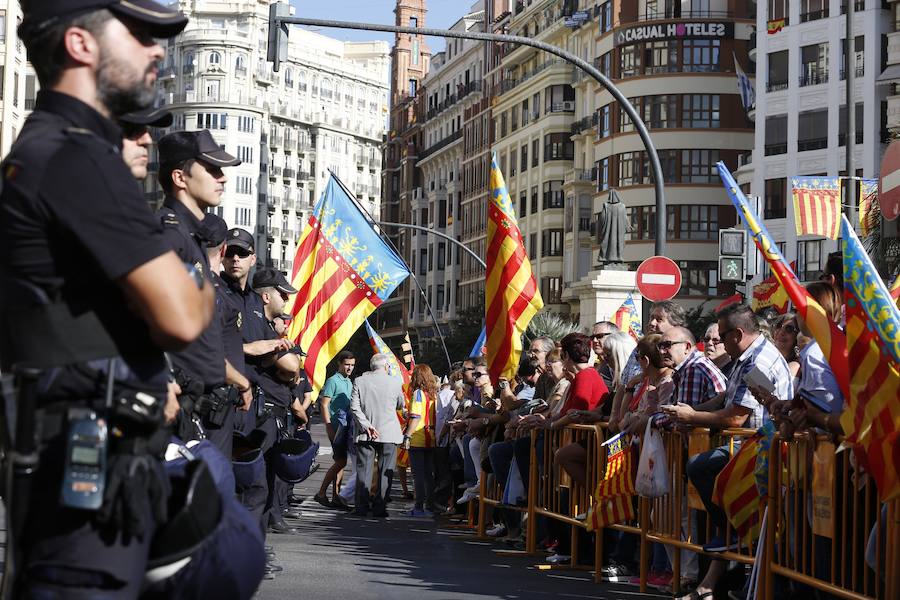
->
<box><xmin>450</xmin><ymin>424</ymin><xmax>898</xmax><ymax>597</ymax></box>
<box><xmin>763</xmin><ymin>433</ymin><xmax>899</xmax><ymax>600</ymax></box>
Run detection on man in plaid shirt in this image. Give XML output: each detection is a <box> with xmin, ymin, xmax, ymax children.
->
<box><xmin>659</xmin><ymin>326</ymin><xmax>727</xmax><ymax>408</ymax></box>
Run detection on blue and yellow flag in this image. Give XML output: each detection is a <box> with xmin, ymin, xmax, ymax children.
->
<box><xmin>287</xmin><ymin>176</ymin><xmax>409</xmax><ymax>398</ymax></box>
<box><xmin>614</xmin><ymin>294</ymin><xmax>642</xmax><ymax>340</ymax></box>
<box><xmin>841</xmin><ymin>216</ymin><xmax>900</xmax><ymax>501</ymax></box>
<box><xmin>364</xmin><ymin>320</ymin><xmax>408</xmax><ymax>384</ymax></box>
<box><xmin>718</xmin><ymin>162</ymin><xmax>849</xmax><ymax>399</ymax></box>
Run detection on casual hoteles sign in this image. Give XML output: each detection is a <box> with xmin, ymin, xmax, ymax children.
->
<box><xmin>614</xmin><ymin>21</ymin><xmax>734</xmax><ymax>46</ymax></box>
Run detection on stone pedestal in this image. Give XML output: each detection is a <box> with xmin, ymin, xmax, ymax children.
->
<box><xmin>572</xmin><ymin>269</ymin><xmax>643</xmax><ymax>331</ymax></box>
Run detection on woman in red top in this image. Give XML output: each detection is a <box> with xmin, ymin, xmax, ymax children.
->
<box><xmin>520</xmin><ymin>333</ymin><xmax>610</xmax><ymax>432</ymax></box>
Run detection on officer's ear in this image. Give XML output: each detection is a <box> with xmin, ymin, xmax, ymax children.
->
<box><xmin>64</xmin><ymin>25</ymin><xmax>104</xmax><ymax>69</ymax></box>
<box><xmin>170</xmin><ymin>167</ymin><xmax>190</xmax><ymax>192</ymax></box>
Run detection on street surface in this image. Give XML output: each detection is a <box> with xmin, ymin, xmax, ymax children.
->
<box><xmin>259</xmin><ymin>421</ymin><xmax>664</xmax><ymax>600</ymax></box>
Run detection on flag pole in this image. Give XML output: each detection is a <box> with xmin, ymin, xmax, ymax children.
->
<box><xmin>327</xmin><ymin>170</ymin><xmax>452</xmax><ymax>371</ymax></box>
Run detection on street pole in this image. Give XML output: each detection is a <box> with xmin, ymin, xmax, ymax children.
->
<box><xmin>377</xmin><ymin>221</ymin><xmax>487</xmax><ymax>268</ymax></box>
<box><xmin>267</xmin><ymin>11</ymin><xmax>668</xmax><ymax>256</ymax></box>
<box><xmin>846</xmin><ymin>0</ymin><xmax>856</xmax><ymax>226</ymax></box>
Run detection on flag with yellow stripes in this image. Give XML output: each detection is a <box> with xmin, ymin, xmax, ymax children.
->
<box><xmin>586</xmin><ymin>433</ymin><xmax>636</xmax><ymax>531</ymax></box>
<box><xmin>791</xmin><ymin>177</ymin><xmax>841</xmax><ymax>239</ymax></box>
<box><xmin>841</xmin><ymin>216</ymin><xmax>900</xmax><ymax>501</ymax></box>
<box><xmin>485</xmin><ymin>153</ymin><xmax>543</xmax><ymax>383</ymax></box>
<box><xmin>286</xmin><ymin>176</ymin><xmax>409</xmax><ymax>399</ymax></box>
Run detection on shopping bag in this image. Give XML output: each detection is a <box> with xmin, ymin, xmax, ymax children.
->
<box><xmin>635</xmin><ymin>419</ymin><xmax>670</xmax><ymax>498</ymax></box>
<box><xmin>502</xmin><ymin>456</ymin><xmax>526</xmax><ymax>506</ymax></box>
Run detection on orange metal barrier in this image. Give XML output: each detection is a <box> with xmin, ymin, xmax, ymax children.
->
<box><xmin>442</xmin><ymin>423</ymin><xmax>899</xmax><ymax>597</ymax></box>
<box><xmin>763</xmin><ymin>433</ymin><xmax>899</xmax><ymax>600</ymax></box>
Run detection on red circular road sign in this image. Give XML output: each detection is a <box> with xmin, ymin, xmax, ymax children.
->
<box><xmin>879</xmin><ymin>140</ymin><xmax>900</xmax><ymax>221</ymax></box>
<box><xmin>636</xmin><ymin>256</ymin><xmax>682</xmax><ymax>302</ymax></box>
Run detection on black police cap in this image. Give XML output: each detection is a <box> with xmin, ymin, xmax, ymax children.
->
<box><xmin>200</xmin><ymin>214</ymin><xmax>228</xmax><ymax>248</ymax></box>
<box><xmin>22</xmin><ymin>0</ymin><xmax>188</xmax><ymax>38</ymax></box>
<box><xmin>226</xmin><ymin>228</ymin><xmax>254</xmax><ymax>252</ymax></box>
<box><xmin>158</xmin><ymin>130</ymin><xmax>241</xmax><ymax>168</ymax></box>
<box><xmin>120</xmin><ymin>106</ymin><xmax>173</xmax><ymax>128</ymax></box>
<box><xmin>252</xmin><ymin>267</ymin><xmax>297</xmax><ymax>295</ymax></box>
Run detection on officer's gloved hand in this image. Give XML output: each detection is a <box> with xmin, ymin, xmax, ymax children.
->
<box><xmin>97</xmin><ymin>454</ymin><xmax>170</xmax><ymax>539</ymax></box>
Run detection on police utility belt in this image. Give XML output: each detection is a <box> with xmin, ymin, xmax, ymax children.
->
<box><xmin>184</xmin><ymin>384</ymin><xmax>240</xmax><ymax>427</ymax></box>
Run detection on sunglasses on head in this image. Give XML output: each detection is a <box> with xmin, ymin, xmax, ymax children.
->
<box><xmin>225</xmin><ymin>247</ymin><xmax>252</xmax><ymax>259</ymax></box>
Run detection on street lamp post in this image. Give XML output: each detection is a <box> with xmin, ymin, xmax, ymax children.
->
<box><xmin>266</xmin><ymin>7</ymin><xmax>668</xmax><ymax>256</ymax></box>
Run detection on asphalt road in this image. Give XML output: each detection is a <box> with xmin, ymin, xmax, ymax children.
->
<box><xmin>258</xmin><ymin>423</ymin><xmax>665</xmax><ymax>600</ymax></box>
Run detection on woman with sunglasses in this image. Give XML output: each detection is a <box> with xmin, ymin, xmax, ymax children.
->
<box><xmin>701</xmin><ymin>323</ymin><xmax>732</xmax><ymax>374</ymax></box>
<box><xmin>771</xmin><ymin>312</ymin><xmax>802</xmax><ymax>379</ymax></box>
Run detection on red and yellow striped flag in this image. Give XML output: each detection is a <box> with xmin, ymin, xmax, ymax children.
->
<box><xmin>586</xmin><ymin>433</ymin><xmax>636</xmax><ymax>531</ymax></box>
<box><xmin>841</xmin><ymin>216</ymin><xmax>900</xmax><ymax>501</ymax></box>
<box><xmin>485</xmin><ymin>153</ymin><xmax>543</xmax><ymax>383</ymax></box>
<box><xmin>286</xmin><ymin>176</ymin><xmax>409</xmax><ymax>399</ymax></box>
<box><xmin>713</xmin><ymin>430</ymin><xmax>767</xmax><ymax>544</ymax></box>
<box><xmin>719</xmin><ymin>163</ymin><xmax>849</xmax><ymax>399</ymax></box>
<box><xmin>859</xmin><ymin>179</ymin><xmax>879</xmax><ymax>238</ymax></box>
<box><xmin>791</xmin><ymin>177</ymin><xmax>841</xmax><ymax>240</ymax></box>
<box><xmin>890</xmin><ymin>272</ymin><xmax>900</xmax><ymax>308</ymax></box>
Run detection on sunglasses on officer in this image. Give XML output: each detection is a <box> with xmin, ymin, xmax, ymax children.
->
<box><xmin>225</xmin><ymin>247</ymin><xmax>252</xmax><ymax>259</ymax></box>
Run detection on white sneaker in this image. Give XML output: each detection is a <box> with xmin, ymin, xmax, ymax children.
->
<box><xmin>545</xmin><ymin>553</ymin><xmax>571</xmax><ymax>564</ymax></box>
<box><xmin>456</xmin><ymin>488</ymin><xmax>479</xmax><ymax>504</ymax></box>
<box><xmin>486</xmin><ymin>523</ymin><xmax>507</xmax><ymax>537</ymax></box>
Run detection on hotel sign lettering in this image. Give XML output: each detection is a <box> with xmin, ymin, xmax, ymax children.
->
<box><xmin>614</xmin><ymin>22</ymin><xmax>734</xmax><ymax>46</ymax></box>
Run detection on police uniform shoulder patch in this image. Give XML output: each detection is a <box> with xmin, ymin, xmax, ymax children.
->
<box><xmin>236</xmin><ymin>311</ymin><xmax>243</xmax><ymax>330</ymax></box>
<box><xmin>161</xmin><ymin>212</ymin><xmax>180</xmax><ymax>227</ymax></box>
<box><xmin>194</xmin><ymin>261</ymin><xmax>204</xmax><ymax>277</ymax></box>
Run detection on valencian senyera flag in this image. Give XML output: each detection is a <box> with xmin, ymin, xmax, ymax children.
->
<box><xmin>718</xmin><ymin>162</ymin><xmax>849</xmax><ymax>399</ymax></box>
<box><xmin>586</xmin><ymin>433</ymin><xmax>636</xmax><ymax>531</ymax></box>
<box><xmin>286</xmin><ymin>176</ymin><xmax>409</xmax><ymax>399</ymax></box>
<box><xmin>364</xmin><ymin>320</ymin><xmax>409</xmax><ymax>384</ymax></box>
<box><xmin>791</xmin><ymin>176</ymin><xmax>842</xmax><ymax>239</ymax></box>
<box><xmin>485</xmin><ymin>153</ymin><xmax>543</xmax><ymax>383</ymax></box>
<box><xmin>713</xmin><ymin>422</ymin><xmax>775</xmax><ymax>544</ymax></box>
<box><xmin>891</xmin><ymin>273</ymin><xmax>900</xmax><ymax>307</ymax></box>
<box><xmin>401</xmin><ymin>332</ymin><xmax>416</xmax><ymax>370</ymax></box>
<box><xmin>614</xmin><ymin>294</ymin><xmax>642</xmax><ymax>340</ymax></box>
<box><xmin>858</xmin><ymin>179</ymin><xmax>879</xmax><ymax>237</ymax></box>
<box><xmin>840</xmin><ymin>216</ymin><xmax>900</xmax><ymax>501</ymax></box>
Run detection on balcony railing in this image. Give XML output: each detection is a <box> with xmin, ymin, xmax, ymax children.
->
<box><xmin>548</xmin><ymin>102</ymin><xmax>575</xmax><ymax>113</ymax></box>
<box><xmin>838</xmin><ymin>131</ymin><xmax>864</xmax><ymax>145</ymax></box>
<box><xmin>799</xmin><ymin>8</ymin><xmax>828</xmax><ymax>22</ymax></box>
<box><xmin>764</xmin><ymin>143</ymin><xmax>787</xmax><ymax>156</ymax></box>
<box><xmin>419</xmin><ymin>130</ymin><xmax>462</xmax><ymax>159</ymax></box>
<box><xmin>799</xmin><ymin>67</ymin><xmax>828</xmax><ymax>87</ymax></box>
<box><xmin>633</xmin><ymin>9</ymin><xmax>741</xmax><ymax>22</ymax></box>
<box><xmin>766</xmin><ymin>80</ymin><xmax>789</xmax><ymax>92</ymax></box>
<box><xmin>839</xmin><ymin>66</ymin><xmax>865</xmax><ymax>80</ymax></box>
<box><xmin>283</xmin><ymin>168</ymin><xmax>295</xmax><ymax>179</ymax></box>
<box><xmin>798</xmin><ymin>137</ymin><xmax>828</xmax><ymax>152</ymax></box>
<box><xmin>764</xmin><ymin>206</ymin><xmax>787</xmax><ymax>220</ymax></box>
<box><xmin>840</xmin><ymin>1</ymin><xmax>865</xmax><ymax>14</ymax></box>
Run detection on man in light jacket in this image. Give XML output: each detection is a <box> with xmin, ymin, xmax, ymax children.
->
<box><xmin>350</xmin><ymin>353</ymin><xmax>406</xmax><ymax>517</ymax></box>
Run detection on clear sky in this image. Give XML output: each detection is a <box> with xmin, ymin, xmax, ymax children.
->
<box><xmin>288</xmin><ymin>1</ymin><xmax>471</xmax><ymax>52</ymax></box>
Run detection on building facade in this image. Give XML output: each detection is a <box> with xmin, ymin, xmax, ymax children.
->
<box><xmin>739</xmin><ymin>0</ymin><xmax>892</xmax><ymax>289</ymax></box>
<box><xmin>409</xmin><ymin>6</ymin><xmax>487</xmax><ymax>341</ymax></box>
<box><xmin>568</xmin><ymin>0</ymin><xmax>755</xmax><ymax>319</ymax></box>
<box><xmin>0</xmin><ymin>1</ymin><xmax>34</xmax><ymax>157</ymax></box>
<box><xmin>152</xmin><ymin>0</ymin><xmax>389</xmax><ymax>272</ymax></box>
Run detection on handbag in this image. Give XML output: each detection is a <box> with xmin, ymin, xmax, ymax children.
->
<box><xmin>635</xmin><ymin>418</ymin><xmax>670</xmax><ymax>498</ymax></box>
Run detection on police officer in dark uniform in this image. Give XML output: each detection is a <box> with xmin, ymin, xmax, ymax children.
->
<box><xmin>0</xmin><ymin>2</ymin><xmax>217</xmax><ymax>597</ymax></box>
<box><xmin>154</xmin><ymin>130</ymin><xmax>244</xmax><ymax>452</ymax></box>
<box><xmin>249</xmin><ymin>268</ymin><xmax>305</xmax><ymax>533</ymax></box>
<box><xmin>119</xmin><ymin>106</ymin><xmax>173</xmax><ymax>183</ymax></box>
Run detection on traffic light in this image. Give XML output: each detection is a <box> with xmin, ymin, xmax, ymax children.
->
<box><xmin>267</xmin><ymin>2</ymin><xmax>291</xmax><ymax>72</ymax></box>
<box><xmin>719</xmin><ymin>228</ymin><xmax>747</xmax><ymax>282</ymax></box>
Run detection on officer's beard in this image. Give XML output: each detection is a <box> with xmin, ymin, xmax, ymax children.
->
<box><xmin>96</xmin><ymin>52</ymin><xmax>157</xmax><ymax>117</ymax></box>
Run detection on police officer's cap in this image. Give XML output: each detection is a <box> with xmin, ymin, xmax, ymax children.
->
<box><xmin>22</xmin><ymin>0</ymin><xmax>189</xmax><ymax>39</ymax></box>
<box><xmin>200</xmin><ymin>213</ymin><xmax>228</xmax><ymax>248</ymax></box>
<box><xmin>158</xmin><ymin>129</ymin><xmax>241</xmax><ymax>168</ymax></box>
<box><xmin>226</xmin><ymin>228</ymin><xmax>255</xmax><ymax>252</ymax></box>
<box><xmin>252</xmin><ymin>267</ymin><xmax>297</xmax><ymax>295</ymax></box>
<box><xmin>119</xmin><ymin>106</ymin><xmax>173</xmax><ymax>129</ymax></box>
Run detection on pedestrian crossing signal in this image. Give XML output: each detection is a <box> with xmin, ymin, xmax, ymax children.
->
<box><xmin>267</xmin><ymin>2</ymin><xmax>290</xmax><ymax>71</ymax></box>
<box><xmin>719</xmin><ymin>229</ymin><xmax>746</xmax><ymax>282</ymax></box>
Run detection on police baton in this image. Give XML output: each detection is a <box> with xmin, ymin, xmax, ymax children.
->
<box><xmin>1</xmin><ymin>365</ymin><xmax>41</xmax><ymax>599</ymax></box>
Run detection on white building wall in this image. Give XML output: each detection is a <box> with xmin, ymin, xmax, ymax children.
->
<box><xmin>742</xmin><ymin>0</ymin><xmax>890</xmax><ymax>290</ymax></box>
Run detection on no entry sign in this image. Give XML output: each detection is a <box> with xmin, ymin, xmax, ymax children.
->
<box><xmin>636</xmin><ymin>256</ymin><xmax>682</xmax><ymax>302</ymax></box>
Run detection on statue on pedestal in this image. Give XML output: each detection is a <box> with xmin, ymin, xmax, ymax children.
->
<box><xmin>597</xmin><ymin>188</ymin><xmax>628</xmax><ymax>267</ymax></box>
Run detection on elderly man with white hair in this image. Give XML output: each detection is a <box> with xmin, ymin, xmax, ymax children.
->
<box><xmin>349</xmin><ymin>353</ymin><xmax>407</xmax><ymax>517</ymax></box>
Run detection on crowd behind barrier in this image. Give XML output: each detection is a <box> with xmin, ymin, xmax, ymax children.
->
<box><xmin>457</xmin><ymin>423</ymin><xmax>898</xmax><ymax>600</ymax></box>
